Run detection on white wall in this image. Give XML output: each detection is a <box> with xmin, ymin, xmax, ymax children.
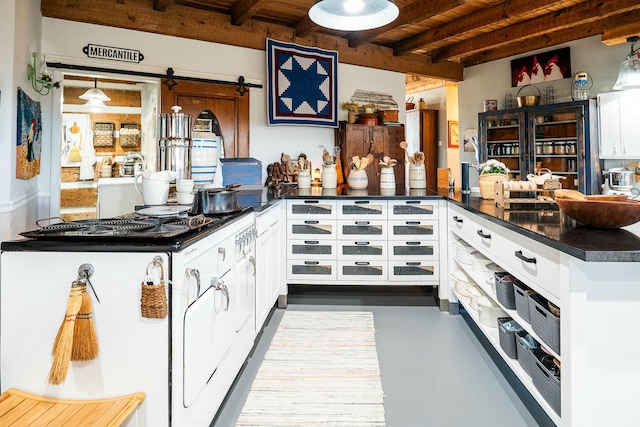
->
<box><xmin>457</xmin><ymin>36</ymin><xmax>630</xmax><ymax>187</ymax></box>
<box><xmin>41</xmin><ymin>18</ymin><xmax>406</xmax><ymax>183</ymax></box>
<box><xmin>0</xmin><ymin>0</ymin><xmax>49</xmax><ymax>241</ymax></box>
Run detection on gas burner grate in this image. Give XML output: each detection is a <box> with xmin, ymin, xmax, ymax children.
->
<box><xmin>169</xmin><ymin>214</ymin><xmax>213</xmax><ymax>229</ymax></box>
<box><xmin>39</xmin><ymin>222</ymin><xmax>86</xmax><ymax>232</ymax></box>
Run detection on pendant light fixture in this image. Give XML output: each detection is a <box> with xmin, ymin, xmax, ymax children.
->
<box><xmin>309</xmin><ymin>0</ymin><xmax>399</xmax><ymax>31</ymax></box>
<box><xmin>79</xmin><ymin>78</ymin><xmax>111</xmax><ymax>107</ymax></box>
<box><xmin>613</xmin><ymin>36</ymin><xmax>640</xmax><ymax>90</ymax></box>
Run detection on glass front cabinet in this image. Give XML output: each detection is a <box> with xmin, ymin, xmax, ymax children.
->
<box><xmin>479</xmin><ymin>100</ymin><xmax>602</xmax><ymax>193</ymax></box>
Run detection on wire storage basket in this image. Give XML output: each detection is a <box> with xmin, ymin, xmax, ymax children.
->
<box><xmin>93</xmin><ymin>122</ymin><xmax>115</xmax><ymax>147</ymax></box>
<box><xmin>119</xmin><ymin>122</ymin><xmax>141</xmax><ymax>147</ymax></box>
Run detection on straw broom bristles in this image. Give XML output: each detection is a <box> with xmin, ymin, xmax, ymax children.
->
<box><xmin>71</xmin><ymin>283</ymin><xmax>99</xmax><ymax>361</ymax></box>
<box><xmin>48</xmin><ymin>281</ymin><xmax>83</xmax><ymax>385</ymax></box>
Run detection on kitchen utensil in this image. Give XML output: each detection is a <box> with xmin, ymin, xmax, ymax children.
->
<box><xmin>176</xmin><ymin>179</ymin><xmax>195</xmax><ymax>193</ymax></box>
<box><xmin>141</xmin><ymin>257</ymin><xmax>168</xmax><ymax>319</ymax></box>
<box><xmin>555</xmin><ymin>197</ymin><xmax>640</xmax><ymax>228</ymax></box>
<box><xmin>516</xmin><ymin>85</ymin><xmax>540</xmax><ymax>107</ymax></box>
<box><xmin>158</xmin><ymin>106</ymin><xmax>193</xmax><ymax>181</ymax></box>
<box><xmin>71</xmin><ymin>282</ymin><xmax>98</xmax><ymax>361</ymax></box>
<box><xmin>49</xmin><ymin>281</ymin><xmax>84</xmax><ymax>385</ymax></box>
<box><xmin>190</xmin><ymin>184</ymin><xmax>242</xmax><ymax>215</ymax></box>
<box><xmin>605</xmin><ymin>168</ymin><xmax>635</xmax><ymax>190</ymax></box>
<box><xmin>135</xmin><ymin>171</ymin><xmax>176</xmax><ymax>206</ymax></box>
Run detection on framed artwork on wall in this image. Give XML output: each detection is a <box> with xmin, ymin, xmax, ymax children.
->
<box><xmin>511</xmin><ymin>47</ymin><xmax>571</xmax><ymax>87</ymax></box>
<box><xmin>448</xmin><ymin>121</ymin><xmax>459</xmax><ymax>148</ymax></box>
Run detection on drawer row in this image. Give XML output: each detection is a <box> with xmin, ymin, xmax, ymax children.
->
<box><xmin>289</xmin><ymin>239</ymin><xmax>438</xmax><ymax>260</ymax></box>
<box><xmin>287</xmin><ymin>219</ymin><xmax>438</xmax><ymax>240</ymax></box>
<box><xmin>287</xmin><ymin>199</ymin><xmax>439</xmax><ymax>219</ymax></box>
<box><xmin>287</xmin><ymin>259</ymin><xmax>439</xmax><ymax>282</ymax></box>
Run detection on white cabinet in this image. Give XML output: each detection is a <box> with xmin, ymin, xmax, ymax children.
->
<box><xmin>598</xmin><ymin>89</ymin><xmax>640</xmax><ymax>158</ymax></box>
<box><xmin>255</xmin><ymin>200</ymin><xmax>285</xmax><ymax>332</ymax></box>
<box><xmin>286</xmin><ymin>198</ymin><xmax>445</xmax><ymax>287</ymax></box>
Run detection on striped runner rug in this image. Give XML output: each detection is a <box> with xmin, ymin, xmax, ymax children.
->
<box><xmin>236</xmin><ymin>311</ymin><xmax>385</xmax><ymax>426</ymax></box>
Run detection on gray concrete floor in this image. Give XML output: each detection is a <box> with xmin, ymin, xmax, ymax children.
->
<box><xmin>211</xmin><ymin>286</ymin><xmax>555</xmax><ymax>427</ymax></box>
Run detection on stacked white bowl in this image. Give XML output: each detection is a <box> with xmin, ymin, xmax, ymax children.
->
<box><xmin>176</xmin><ymin>179</ymin><xmax>195</xmax><ymax>205</ymax></box>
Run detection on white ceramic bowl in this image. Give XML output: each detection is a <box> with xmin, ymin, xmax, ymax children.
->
<box><xmin>468</xmin><ymin>286</ymin><xmax>486</xmax><ymax>311</ymax></box>
<box><xmin>450</xmin><ymin>270</ymin><xmax>474</xmax><ymax>297</ymax></box>
<box><xmin>453</xmin><ymin>239</ymin><xmax>474</xmax><ymax>265</ymax></box>
<box><xmin>177</xmin><ymin>192</ymin><xmax>195</xmax><ymax>205</ymax></box>
<box><xmin>478</xmin><ymin>296</ymin><xmax>507</xmax><ymax>327</ymax></box>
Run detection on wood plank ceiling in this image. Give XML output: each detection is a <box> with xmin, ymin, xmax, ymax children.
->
<box><xmin>41</xmin><ymin>0</ymin><xmax>640</xmax><ymax>88</ymax></box>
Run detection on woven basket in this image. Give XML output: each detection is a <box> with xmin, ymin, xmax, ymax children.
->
<box><xmin>141</xmin><ymin>260</ymin><xmax>167</xmax><ymax>319</ymax></box>
<box><xmin>119</xmin><ymin>123</ymin><xmax>140</xmax><ymax>147</ymax></box>
<box><xmin>479</xmin><ymin>173</ymin><xmax>509</xmax><ymax>199</ymax></box>
<box><xmin>93</xmin><ymin>122</ymin><xmax>114</xmax><ymax>147</ymax></box>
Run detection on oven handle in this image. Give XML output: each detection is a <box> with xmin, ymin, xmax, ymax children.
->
<box><xmin>187</xmin><ymin>268</ymin><xmax>201</xmax><ymax>298</ymax></box>
<box><xmin>247</xmin><ymin>252</ymin><xmax>256</xmax><ymax>275</ymax></box>
<box><xmin>212</xmin><ymin>277</ymin><xmax>230</xmax><ymax>311</ymax></box>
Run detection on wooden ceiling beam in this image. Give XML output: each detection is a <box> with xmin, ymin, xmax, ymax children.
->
<box><xmin>230</xmin><ymin>0</ymin><xmax>267</xmax><ymax>26</ymax></box>
<box><xmin>430</xmin><ymin>0</ymin><xmax>640</xmax><ymax>62</ymax></box>
<box><xmin>393</xmin><ymin>0</ymin><xmax>579</xmax><ymax>56</ymax></box>
<box><xmin>293</xmin><ymin>14</ymin><xmax>321</xmax><ymax>38</ymax></box>
<box><xmin>601</xmin><ymin>23</ymin><xmax>640</xmax><ymax>46</ymax></box>
<box><xmin>462</xmin><ymin>10</ymin><xmax>640</xmax><ymax>67</ymax></box>
<box><xmin>153</xmin><ymin>0</ymin><xmax>170</xmax><ymax>12</ymax></box>
<box><xmin>347</xmin><ymin>0</ymin><xmax>471</xmax><ymax>48</ymax></box>
<box><xmin>40</xmin><ymin>0</ymin><xmax>464</xmax><ymax>80</ymax></box>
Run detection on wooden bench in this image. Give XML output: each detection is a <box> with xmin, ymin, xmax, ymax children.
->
<box><xmin>0</xmin><ymin>388</ymin><xmax>145</xmax><ymax>427</ymax></box>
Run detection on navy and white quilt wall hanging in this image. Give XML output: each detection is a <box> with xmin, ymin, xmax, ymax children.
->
<box><xmin>267</xmin><ymin>38</ymin><xmax>338</xmax><ymax>127</ymax></box>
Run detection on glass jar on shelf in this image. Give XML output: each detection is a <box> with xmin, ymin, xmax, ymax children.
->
<box><xmin>542</xmin><ymin>141</ymin><xmax>554</xmax><ymax>154</ymax></box>
<box><xmin>535</xmin><ymin>143</ymin><xmax>543</xmax><ymax>155</ymax></box>
<box><xmin>566</xmin><ymin>141</ymin><xmax>577</xmax><ymax>155</ymax></box>
<box><xmin>554</xmin><ymin>141</ymin><xmax>567</xmax><ymax>155</ymax></box>
<box><xmin>512</xmin><ymin>143</ymin><xmax>519</xmax><ymax>155</ymax></box>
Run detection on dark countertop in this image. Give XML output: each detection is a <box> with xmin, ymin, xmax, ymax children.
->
<box><xmin>252</xmin><ymin>184</ymin><xmax>640</xmax><ymax>262</ymax></box>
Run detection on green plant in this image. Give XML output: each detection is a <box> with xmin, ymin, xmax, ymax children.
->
<box><xmin>480</xmin><ymin>159</ymin><xmax>509</xmax><ymax>175</ymax></box>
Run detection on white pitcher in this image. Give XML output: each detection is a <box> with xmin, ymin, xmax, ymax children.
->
<box><xmin>135</xmin><ymin>170</ymin><xmax>177</xmax><ymax>205</ymax></box>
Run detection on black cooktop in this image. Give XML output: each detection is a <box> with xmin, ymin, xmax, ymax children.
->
<box><xmin>3</xmin><ymin>207</ymin><xmax>252</xmax><ymax>253</ymax></box>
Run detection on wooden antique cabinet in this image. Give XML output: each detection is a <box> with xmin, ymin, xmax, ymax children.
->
<box><xmin>479</xmin><ymin>100</ymin><xmax>602</xmax><ymax>193</ymax></box>
<box><xmin>335</xmin><ymin>122</ymin><xmax>405</xmax><ymax>190</ymax></box>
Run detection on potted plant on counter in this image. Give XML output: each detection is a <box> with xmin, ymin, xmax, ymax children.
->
<box><xmin>478</xmin><ymin>159</ymin><xmax>510</xmax><ymax>199</ymax></box>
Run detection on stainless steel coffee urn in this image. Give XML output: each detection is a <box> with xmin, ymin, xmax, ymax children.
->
<box><xmin>158</xmin><ymin>105</ymin><xmax>192</xmax><ymax>180</ymax></box>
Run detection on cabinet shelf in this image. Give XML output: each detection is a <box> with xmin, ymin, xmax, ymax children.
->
<box><xmin>451</xmin><ymin>287</ymin><xmax>562</xmax><ymax>426</ymax></box>
<box><xmin>487</xmin><ymin>139</ymin><xmax>519</xmax><ymax>144</ymax></box>
<box><xmin>534</xmin><ymin>120</ymin><xmax>577</xmax><ymax>126</ymax></box>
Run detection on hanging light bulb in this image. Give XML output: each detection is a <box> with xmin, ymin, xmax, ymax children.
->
<box><xmin>613</xmin><ymin>36</ymin><xmax>640</xmax><ymax>90</ymax></box>
<box><xmin>308</xmin><ymin>0</ymin><xmax>399</xmax><ymax>31</ymax></box>
<box><xmin>79</xmin><ymin>78</ymin><xmax>111</xmax><ymax>106</ymax></box>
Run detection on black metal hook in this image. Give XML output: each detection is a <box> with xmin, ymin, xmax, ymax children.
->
<box><xmin>236</xmin><ymin>75</ymin><xmax>248</xmax><ymax>96</ymax></box>
<box><xmin>163</xmin><ymin>67</ymin><xmax>178</xmax><ymax>90</ymax></box>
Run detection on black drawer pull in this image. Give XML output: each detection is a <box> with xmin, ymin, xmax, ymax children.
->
<box><xmin>304</xmin><ymin>240</ymin><xmax>319</xmax><ymax>245</ymax></box>
<box><xmin>406</xmin><ymin>200</ymin><xmax>420</xmax><ymax>204</ymax></box>
<box><xmin>406</xmin><ymin>262</ymin><xmax>421</xmax><ymax>266</ymax></box>
<box><xmin>515</xmin><ymin>250</ymin><xmax>537</xmax><ymax>264</ymax></box>
<box><xmin>303</xmin><ymin>200</ymin><xmax>319</xmax><ymax>204</ymax></box>
<box><xmin>304</xmin><ymin>220</ymin><xmax>319</xmax><ymax>224</ymax></box>
<box><xmin>355</xmin><ymin>221</ymin><xmax>370</xmax><ymax>225</ymax></box>
<box><xmin>355</xmin><ymin>241</ymin><xmax>370</xmax><ymax>245</ymax></box>
<box><xmin>355</xmin><ymin>262</ymin><xmax>370</xmax><ymax>266</ymax></box>
<box><xmin>452</xmin><ymin>216</ymin><xmax>463</xmax><ymax>223</ymax></box>
<box><xmin>354</xmin><ymin>200</ymin><xmax>370</xmax><ymax>204</ymax></box>
<box><xmin>304</xmin><ymin>261</ymin><xmax>320</xmax><ymax>265</ymax></box>
<box><xmin>477</xmin><ymin>229</ymin><xmax>491</xmax><ymax>239</ymax></box>
<box><xmin>406</xmin><ymin>221</ymin><xmax>421</xmax><ymax>225</ymax></box>
<box><xmin>406</xmin><ymin>241</ymin><xmax>421</xmax><ymax>246</ymax></box>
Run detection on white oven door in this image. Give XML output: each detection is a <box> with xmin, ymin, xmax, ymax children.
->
<box><xmin>183</xmin><ymin>269</ymin><xmax>235</xmax><ymax>407</ymax></box>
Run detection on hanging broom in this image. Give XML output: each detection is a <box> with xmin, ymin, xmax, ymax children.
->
<box><xmin>71</xmin><ymin>283</ymin><xmax>99</xmax><ymax>361</ymax></box>
<box><xmin>48</xmin><ymin>281</ymin><xmax>83</xmax><ymax>385</ymax></box>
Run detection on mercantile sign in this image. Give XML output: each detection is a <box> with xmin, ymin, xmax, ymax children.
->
<box><xmin>82</xmin><ymin>44</ymin><xmax>144</xmax><ymax>63</ymax></box>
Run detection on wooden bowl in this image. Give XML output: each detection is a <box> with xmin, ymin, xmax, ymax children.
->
<box><xmin>555</xmin><ymin>197</ymin><xmax>640</xmax><ymax>228</ymax></box>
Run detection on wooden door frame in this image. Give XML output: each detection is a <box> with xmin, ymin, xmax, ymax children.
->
<box><xmin>161</xmin><ymin>80</ymin><xmax>250</xmax><ymax>158</ymax></box>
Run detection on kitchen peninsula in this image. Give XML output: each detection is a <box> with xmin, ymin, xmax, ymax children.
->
<box><xmin>2</xmin><ymin>185</ymin><xmax>639</xmax><ymax>427</ymax></box>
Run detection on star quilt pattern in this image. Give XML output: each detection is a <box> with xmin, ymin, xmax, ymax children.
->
<box><xmin>267</xmin><ymin>38</ymin><xmax>338</xmax><ymax>127</ymax></box>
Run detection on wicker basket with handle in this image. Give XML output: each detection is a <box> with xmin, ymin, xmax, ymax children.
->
<box><xmin>141</xmin><ymin>257</ymin><xmax>167</xmax><ymax>319</ymax></box>
<box><xmin>93</xmin><ymin>122</ymin><xmax>114</xmax><ymax>147</ymax></box>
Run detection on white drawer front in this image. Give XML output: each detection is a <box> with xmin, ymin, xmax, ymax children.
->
<box><xmin>337</xmin><ymin>200</ymin><xmax>387</xmax><ymax>219</ymax></box>
<box><xmin>287</xmin><ymin>239</ymin><xmax>337</xmax><ymax>260</ymax></box>
<box><xmin>388</xmin><ymin>199</ymin><xmax>439</xmax><ymax>219</ymax></box>
<box><xmin>287</xmin><ymin>199</ymin><xmax>337</xmax><ymax>219</ymax></box>
<box><xmin>287</xmin><ymin>260</ymin><xmax>336</xmax><ymax>281</ymax></box>
<box><xmin>389</xmin><ymin>260</ymin><xmax>439</xmax><ymax>282</ymax></box>
<box><xmin>337</xmin><ymin>219</ymin><xmax>387</xmax><ymax>240</ymax></box>
<box><xmin>388</xmin><ymin>219</ymin><xmax>438</xmax><ymax>240</ymax></box>
<box><xmin>337</xmin><ymin>261</ymin><xmax>387</xmax><ymax>281</ymax></box>
<box><xmin>287</xmin><ymin>219</ymin><xmax>336</xmax><ymax>239</ymax></box>
<box><xmin>501</xmin><ymin>236</ymin><xmax>561</xmax><ymax>302</ymax></box>
<box><xmin>338</xmin><ymin>240</ymin><xmax>387</xmax><ymax>260</ymax></box>
<box><xmin>448</xmin><ymin>207</ymin><xmax>470</xmax><ymax>239</ymax></box>
<box><xmin>389</xmin><ymin>240</ymin><xmax>439</xmax><ymax>260</ymax></box>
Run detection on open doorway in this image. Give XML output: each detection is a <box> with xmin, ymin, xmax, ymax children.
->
<box><xmin>58</xmin><ymin>75</ymin><xmax>159</xmax><ymax>220</ymax></box>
